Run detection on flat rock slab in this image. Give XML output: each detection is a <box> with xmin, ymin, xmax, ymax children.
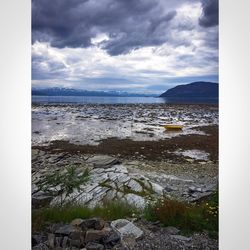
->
<box><xmin>111</xmin><ymin>219</ymin><xmax>144</xmax><ymax>240</ymax></box>
<box><xmin>86</xmin><ymin>155</ymin><xmax>119</xmax><ymax>168</ymax></box>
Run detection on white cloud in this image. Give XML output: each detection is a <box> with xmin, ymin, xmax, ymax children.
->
<box><xmin>32</xmin><ymin>1</ymin><xmax>218</xmax><ymax>93</ymax></box>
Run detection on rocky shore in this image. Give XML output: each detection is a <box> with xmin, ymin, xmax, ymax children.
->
<box><xmin>33</xmin><ymin>217</ymin><xmax>218</xmax><ymax>250</ymax></box>
<box><xmin>32</xmin><ymin>104</ymin><xmax>218</xmax><ymax>249</ymax></box>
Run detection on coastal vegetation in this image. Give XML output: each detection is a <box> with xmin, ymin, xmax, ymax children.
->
<box><xmin>33</xmin><ymin>190</ymin><xmax>218</xmax><ymax>238</ymax></box>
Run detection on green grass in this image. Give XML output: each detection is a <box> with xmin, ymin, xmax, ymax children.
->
<box><xmin>144</xmin><ymin>191</ymin><xmax>218</xmax><ymax>237</ymax></box>
<box><xmin>32</xmin><ymin>200</ymin><xmax>141</xmax><ymax>231</ymax></box>
<box><xmin>33</xmin><ymin>191</ymin><xmax>218</xmax><ymax>238</ymax></box>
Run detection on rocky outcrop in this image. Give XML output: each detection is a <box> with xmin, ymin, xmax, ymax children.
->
<box><xmin>32</xmin><ymin>151</ymin><xmax>218</xmax><ymax>208</ymax></box>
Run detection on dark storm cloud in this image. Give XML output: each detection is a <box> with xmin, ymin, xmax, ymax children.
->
<box><xmin>199</xmin><ymin>0</ymin><xmax>218</xmax><ymax>27</ymax></box>
<box><xmin>32</xmin><ymin>0</ymin><xmax>177</xmax><ymax>55</ymax></box>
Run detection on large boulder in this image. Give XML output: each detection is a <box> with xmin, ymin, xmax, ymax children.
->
<box><xmin>111</xmin><ymin>219</ymin><xmax>143</xmax><ymax>240</ymax></box>
<box><xmin>85</xmin><ymin>228</ymin><xmax>110</xmax><ymax>243</ymax></box>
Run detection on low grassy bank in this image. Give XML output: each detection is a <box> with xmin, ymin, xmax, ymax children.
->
<box><xmin>144</xmin><ymin>191</ymin><xmax>218</xmax><ymax>237</ymax></box>
<box><xmin>33</xmin><ymin>191</ymin><xmax>218</xmax><ymax>238</ymax></box>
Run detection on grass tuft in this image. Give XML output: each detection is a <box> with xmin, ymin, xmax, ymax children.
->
<box><xmin>144</xmin><ymin>191</ymin><xmax>218</xmax><ymax>237</ymax></box>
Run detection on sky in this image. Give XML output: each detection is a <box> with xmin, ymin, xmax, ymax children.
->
<box><xmin>32</xmin><ymin>0</ymin><xmax>218</xmax><ymax>94</ymax></box>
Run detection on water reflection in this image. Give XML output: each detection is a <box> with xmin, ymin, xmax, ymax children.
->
<box><xmin>159</xmin><ymin>97</ymin><xmax>218</xmax><ymax>104</ymax></box>
<box><xmin>32</xmin><ymin>96</ymin><xmax>218</xmax><ymax>105</ymax></box>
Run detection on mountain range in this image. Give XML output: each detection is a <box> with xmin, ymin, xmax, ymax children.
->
<box><xmin>32</xmin><ymin>88</ymin><xmax>157</xmax><ymax>97</ymax></box>
<box><xmin>159</xmin><ymin>82</ymin><xmax>218</xmax><ymax>98</ymax></box>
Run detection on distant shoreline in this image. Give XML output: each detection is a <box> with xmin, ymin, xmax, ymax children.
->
<box><xmin>32</xmin><ymin>95</ymin><xmax>218</xmax><ymax>105</ymax></box>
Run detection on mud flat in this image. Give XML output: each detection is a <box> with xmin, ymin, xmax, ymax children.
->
<box><xmin>32</xmin><ymin>104</ymin><xmax>218</xmax><ymax>146</ymax></box>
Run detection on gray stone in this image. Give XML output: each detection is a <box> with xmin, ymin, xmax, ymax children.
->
<box><xmin>69</xmin><ymin>231</ymin><xmax>85</xmax><ymax>243</ymax></box>
<box><xmin>150</xmin><ymin>182</ymin><xmax>164</xmax><ymax>195</ymax></box>
<box><xmin>55</xmin><ymin>236</ymin><xmax>63</xmax><ymax>247</ymax></box>
<box><xmin>190</xmin><ymin>192</ymin><xmax>213</xmax><ymax>202</ymax></box>
<box><xmin>71</xmin><ymin>218</ymin><xmax>84</xmax><ymax>227</ymax></box>
<box><xmin>32</xmin><ymin>234</ymin><xmax>47</xmax><ymax>246</ymax></box>
<box><xmin>62</xmin><ymin>236</ymin><xmax>69</xmax><ymax>248</ymax></box>
<box><xmin>86</xmin><ymin>242</ymin><xmax>104</xmax><ymax>250</ymax></box>
<box><xmin>116</xmin><ymin>173</ymin><xmax>130</xmax><ymax>183</ymax></box>
<box><xmin>70</xmin><ymin>239</ymin><xmax>82</xmax><ymax>248</ymax></box>
<box><xmin>85</xmin><ymin>229</ymin><xmax>110</xmax><ymax>243</ymax></box>
<box><xmin>55</xmin><ymin>224</ymin><xmax>79</xmax><ymax>236</ymax></box>
<box><xmin>47</xmin><ymin>233</ymin><xmax>55</xmax><ymax>248</ymax></box>
<box><xmin>123</xmin><ymin>193</ymin><xmax>145</xmax><ymax>208</ymax></box>
<box><xmin>103</xmin><ymin>230</ymin><xmax>121</xmax><ymax>246</ymax></box>
<box><xmin>164</xmin><ymin>185</ymin><xmax>176</xmax><ymax>192</ymax></box>
<box><xmin>115</xmin><ymin>165</ymin><xmax>129</xmax><ymax>174</ymax></box>
<box><xmin>32</xmin><ymin>243</ymin><xmax>49</xmax><ymax>250</ymax></box>
<box><xmin>86</xmin><ymin>155</ymin><xmax>119</xmax><ymax>168</ymax></box>
<box><xmin>165</xmin><ymin>226</ymin><xmax>180</xmax><ymax>235</ymax></box>
<box><xmin>127</xmin><ymin>179</ymin><xmax>143</xmax><ymax>192</ymax></box>
<box><xmin>171</xmin><ymin>235</ymin><xmax>192</xmax><ymax>241</ymax></box>
<box><xmin>189</xmin><ymin>186</ymin><xmax>203</xmax><ymax>193</ymax></box>
<box><xmin>80</xmin><ymin>218</ymin><xmax>105</xmax><ymax>230</ymax></box>
<box><xmin>32</xmin><ymin>195</ymin><xmax>53</xmax><ymax>208</ymax></box>
<box><xmin>111</xmin><ymin>219</ymin><xmax>143</xmax><ymax>240</ymax></box>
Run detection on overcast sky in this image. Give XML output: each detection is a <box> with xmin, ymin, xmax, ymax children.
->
<box><xmin>32</xmin><ymin>0</ymin><xmax>218</xmax><ymax>94</ymax></box>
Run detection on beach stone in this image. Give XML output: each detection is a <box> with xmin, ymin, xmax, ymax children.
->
<box><xmin>171</xmin><ymin>235</ymin><xmax>192</xmax><ymax>241</ymax></box>
<box><xmin>62</xmin><ymin>236</ymin><xmax>69</xmax><ymax>248</ymax></box>
<box><xmin>85</xmin><ymin>229</ymin><xmax>110</xmax><ymax>243</ymax></box>
<box><xmin>47</xmin><ymin>233</ymin><xmax>55</xmax><ymax>248</ymax></box>
<box><xmin>71</xmin><ymin>218</ymin><xmax>84</xmax><ymax>227</ymax></box>
<box><xmin>86</xmin><ymin>242</ymin><xmax>104</xmax><ymax>250</ymax></box>
<box><xmin>86</xmin><ymin>155</ymin><xmax>119</xmax><ymax>168</ymax></box>
<box><xmin>32</xmin><ymin>234</ymin><xmax>47</xmax><ymax>246</ymax></box>
<box><xmin>103</xmin><ymin>230</ymin><xmax>121</xmax><ymax>246</ymax></box>
<box><xmin>190</xmin><ymin>192</ymin><xmax>213</xmax><ymax>202</ymax></box>
<box><xmin>111</xmin><ymin>219</ymin><xmax>144</xmax><ymax>240</ymax></box>
<box><xmin>55</xmin><ymin>236</ymin><xmax>63</xmax><ymax>247</ymax></box>
<box><xmin>32</xmin><ymin>243</ymin><xmax>49</xmax><ymax>250</ymax></box>
<box><xmin>80</xmin><ymin>218</ymin><xmax>105</xmax><ymax>230</ymax></box>
<box><xmin>69</xmin><ymin>231</ymin><xmax>85</xmax><ymax>243</ymax></box>
<box><xmin>165</xmin><ymin>226</ymin><xmax>180</xmax><ymax>235</ymax></box>
<box><xmin>55</xmin><ymin>224</ymin><xmax>79</xmax><ymax>236</ymax></box>
<box><xmin>70</xmin><ymin>239</ymin><xmax>82</xmax><ymax>248</ymax></box>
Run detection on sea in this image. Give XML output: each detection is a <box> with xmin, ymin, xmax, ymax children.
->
<box><xmin>32</xmin><ymin>96</ymin><xmax>218</xmax><ymax>104</ymax></box>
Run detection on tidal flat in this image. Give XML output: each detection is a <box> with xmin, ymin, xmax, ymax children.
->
<box><xmin>32</xmin><ymin>104</ymin><xmax>218</xmax><ymax>208</ymax></box>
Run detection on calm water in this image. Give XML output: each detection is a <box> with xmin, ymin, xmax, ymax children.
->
<box><xmin>32</xmin><ymin>95</ymin><xmax>218</xmax><ymax>104</ymax></box>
